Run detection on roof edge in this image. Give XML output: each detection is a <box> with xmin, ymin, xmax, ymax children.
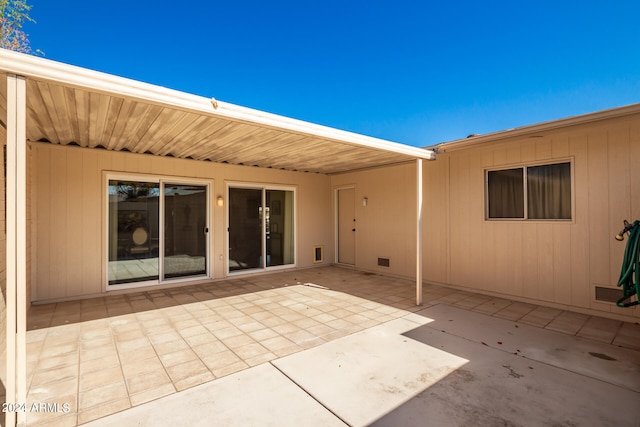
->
<box><xmin>432</xmin><ymin>102</ymin><xmax>640</xmax><ymax>152</ymax></box>
<box><xmin>0</xmin><ymin>49</ymin><xmax>435</xmax><ymax>160</ymax></box>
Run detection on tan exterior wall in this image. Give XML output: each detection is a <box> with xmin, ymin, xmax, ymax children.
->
<box><xmin>330</xmin><ymin>163</ymin><xmax>419</xmax><ymax>278</ymax></box>
<box><xmin>30</xmin><ymin>143</ymin><xmax>332</xmax><ymax>302</ymax></box>
<box><xmin>425</xmin><ymin>115</ymin><xmax>640</xmax><ymax>321</ymax></box>
<box><xmin>331</xmin><ymin>115</ymin><xmax>640</xmax><ymax>322</ymax></box>
<box><xmin>28</xmin><ymin>114</ymin><xmax>640</xmax><ymax>321</ymax></box>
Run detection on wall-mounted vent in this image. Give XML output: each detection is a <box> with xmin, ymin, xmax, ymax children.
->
<box><xmin>313</xmin><ymin>246</ymin><xmax>323</xmax><ymax>264</ymax></box>
<box><xmin>595</xmin><ymin>286</ymin><xmax>621</xmax><ymax>303</ymax></box>
<box><xmin>377</xmin><ymin>258</ymin><xmax>390</xmax><ymax>267</ymax></box>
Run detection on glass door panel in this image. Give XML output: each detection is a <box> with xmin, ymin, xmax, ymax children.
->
<box><xmin>229</xmin><ymin>188</ymin><xmax>263</xmax><ymax>271</ymax></box>
<box><xmin>163</xmin><ymin>184</ymin><xmax>208</xmax><ymax>279</ymax></box>
<box><xmin>108</xmin><ymin>180</ymin><xmax>160</xmax><ymax>285</ymax></box>
<box><xmin>266</xmin><ymin>190</ymin><xmax>294</xmax><ymax>266</ymax></box>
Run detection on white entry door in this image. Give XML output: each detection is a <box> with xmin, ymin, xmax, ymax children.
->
<box><xmin>337</xmin><ymin>187</ymin><xmax>356</xmax><ymax>265</ymax></box>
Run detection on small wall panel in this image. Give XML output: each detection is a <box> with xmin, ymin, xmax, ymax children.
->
<box><xmin>81</xmin><ymin>149</ymin><xmax>102</xmax><ymax>296</ymax></box>
<box><xmin>569</xmin><ymin>133</ymin><xmax>590</xmax><ymax>308</ymax></box>
<box><xmin>607</xmin><ymin>128</ymin><xmax>631</xmax><ymax>289</ymax></box>
<box><xmin>551</xmin><ymin>135</ymin><xmax>570</xmax><ymax>158</ymax></box>
<box><xmin>65</xmin><ymin>149</ymin><xmax>83</xmax><ymax>297</ymax></box>
<box><xmin>552</xmin><ymin>223</ymin><xmax>572</xmax><ymax>305</ymax></box>
<box><xmin>586</xmin><ymin>130</ymin><xmax>610</xmax><ymax>288</ymax></box>
<box><xmin>48</xmin><ymin>149</ymin><xmax>68</xmax><ymax>298</ymax></box>
<box><xmin>535</xmin><ymin>139</ymin><xmax>553</xmax><ymax>160</ymax></box>
<box><xmin>521</xmin><ymin>223</ymin><xmax>539</xmax><ymax>301</ymax></box>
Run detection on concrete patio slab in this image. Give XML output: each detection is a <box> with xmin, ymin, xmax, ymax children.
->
<box><xmin>81</xmin><ymin>363</ymin><xmax>345</xmax><ymax>427</ymax></box>
<box><xmin>415</xmin><ymin>304</ymin><xmax>640</xmax><ymax>392</ymax></box>
<box><xmin>274</xmin><ymin>308</ymin><xmax>640</xmax><ymax>426</ymax></box>
<box><xmin>273</xmin><ymin>316</ymin><xmax>468</xmax><ymax>426</ymax></box>
<box><xmin>374</xmin><ymin>320</ymin><xmax>640</xmax><ymax>427</ymax></box>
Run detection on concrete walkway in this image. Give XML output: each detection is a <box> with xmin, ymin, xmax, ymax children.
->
<box><xmin>83</xmin><ymin>304</ymin><xmax>640</xmax><ymax>427</ymax></box>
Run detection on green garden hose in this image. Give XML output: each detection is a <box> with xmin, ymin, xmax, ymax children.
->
<box><xmin>616</xmin><ymin>220</ymin><xmax>640</xmax><ymax>308</ymax></box>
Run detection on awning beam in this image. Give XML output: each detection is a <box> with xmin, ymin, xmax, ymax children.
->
<box><xmin>416</xmin><ymin>158</ymin><xmax>423</xmax><ymax>305</ymax></box>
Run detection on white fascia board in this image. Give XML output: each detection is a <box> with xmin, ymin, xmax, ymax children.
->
<box><xmin>0</xmin><ymin>49</ymin><xmax>435</xmax><ymax>160</ymax></box>
<box><xmin>434</xmin><ymin>102</ymin><xmax>640</xmax><ymax>152</ymax></box>
<box><xmin>218</xmin><ymin>102</ymin><xmax>436</xmax><ymax>160</ymax></box>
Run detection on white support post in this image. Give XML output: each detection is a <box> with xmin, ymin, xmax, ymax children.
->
<box><xmin>416</xmin><ymin>158</ymin><xmax>423</xmax><ymax>306</ymax></box>
<box><xmin>6</xmin><ymin>74</ymin><xmax>27</xmax><ymax>427</ymax></box>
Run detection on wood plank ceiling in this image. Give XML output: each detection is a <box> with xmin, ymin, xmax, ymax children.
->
<box><xmin>1</xmin><ymin>73</ymin><xmax>429</xmax><ymax>175</ymax></box>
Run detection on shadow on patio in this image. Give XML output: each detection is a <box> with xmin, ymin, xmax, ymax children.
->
<box><xmin>23</xmin><ymin>266</ymin><xmax>640</xmax><ymax>426</ymax></box>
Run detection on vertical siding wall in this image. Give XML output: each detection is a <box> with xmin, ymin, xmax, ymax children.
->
<box><xmin>31</xmin><ymin>143</ymin><xmax>332</xmax><ymax>302</ymax></box>
<box><xmin>330</xmin><ymin>163</ymin><xmax>418</xmax><ymax>277</ymax></box>
<box><xmin>425</xmin><ymin>116</ymin><xmax>640</xmax><ymax>321</ymax></box>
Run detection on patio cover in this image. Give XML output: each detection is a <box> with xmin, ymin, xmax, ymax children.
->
<box><xmin>0</xmin><ymin>49</ymin><xmax>434</xmax><ymax>174</ymax></box>
<box><xmin>1</xmin><ymin>48</ymin><xmax>433</xmax><ymax>425</ymax></box>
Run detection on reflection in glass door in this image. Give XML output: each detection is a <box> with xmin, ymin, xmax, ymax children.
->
<box><xmin>108</xmin><ymin>178</ymin><xmax>209</xmax><ymax>286</ymax></box>
<box><xmin>164</xmin><ymin>184</ymin><xmax>208</xmax><ymax>278</ymax></box>
<box><xmin>108</xmin><ymin>180</ymin><xmax>161</xmax><ymax>285</ymax></box>
<box><xmin>228</xmin><ymin>186</ymin><xmax>295</xmax><ymax>272</ymax></box>
<box><xmin>229</xmin><ymin>188</ymin><xmax>263</xmax><ymax>271</ymax></box>
<box><xmin>266</xmin><ymin>190</ymin><xmax>294</xmax><ymax>267</ymax></box>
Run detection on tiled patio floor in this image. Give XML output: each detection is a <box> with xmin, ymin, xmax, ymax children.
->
<box><xmin>24</xmin><ymin>266</ymin><xmax>640</xmax><ymax>426</ymax></box>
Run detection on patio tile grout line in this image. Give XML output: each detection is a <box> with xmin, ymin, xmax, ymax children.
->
<box><xmin>114</xmin><ymin>320</ymin><xmax>143</xmax><ymax>410</ymax></box>
<box><xmin>269</xmin><ymin>361</ymin><xmax>352</xmax><ymax>427</ymax></box>
<box><xmin>76</xmin><ymin>319</ymin><xmax>132</xmax><ymax>423</ymax></box>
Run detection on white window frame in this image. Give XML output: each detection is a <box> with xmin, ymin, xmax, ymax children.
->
<box><xmin>485</xmin><ymin>159</ymin><xmax>574</xmax><ymax>221</ymax></box>
<box><xmin>104</xmin><ymin>172</ymin><xmax>212</xmax><ymax>290</ymax></box>
<box><xmin>226</xmin><ymin>181</ymin><xmax>297</xmax><ymax>275</ymax></box>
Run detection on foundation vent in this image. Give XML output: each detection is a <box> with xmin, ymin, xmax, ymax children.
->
<box><xmin>377</xmin><ymin>258</ymin><xmax>390</xmax><ymax>267</ymax></box>
<box><xmin>595</xmin><ymin>286</ymin><xmax>621</xmax><ymax>303</ymax></box>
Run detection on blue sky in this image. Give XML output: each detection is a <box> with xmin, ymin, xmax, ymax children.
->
<box><xmin>24</xmin><ymin>1</ymin><xmax>640</xmax><ymax>147</ymax></box>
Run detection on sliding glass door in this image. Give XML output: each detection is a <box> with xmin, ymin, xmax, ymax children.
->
<box><xmin>108</xmin><ymin>177</ymin><xmax>209</xmax><ymax>286</ymax></box>
<box><xmin>163</xmin><ymin>184</ymin><xmax>208</xmax><ymax>278</ymax></box>
<box><xmin>266</xmin><ymin>190</ymin><xmax>295</xmax><ymax>267</ymax></box>
<box><xmin>228</xmin><ymin>188</ymin><xmax>263</xmax><ymax>271</ymax></box>
<box><xmin>108</xmin><ymin>181</ymin><xmax>161</xmax><ymax>284</ymax></box>
<box><xmin>228</xmin><ymin>186</ymin><xmax>295</xmax><ymax>272</ymax></box>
